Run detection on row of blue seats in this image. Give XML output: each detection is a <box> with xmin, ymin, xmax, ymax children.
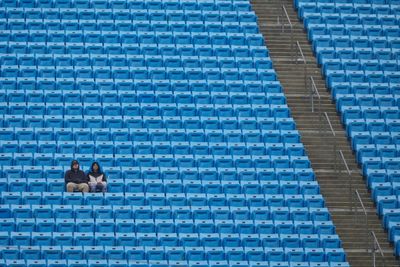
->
<box><xmin>0</xmin><ymin>81</ymin><xmax>283</xmax><ymax>94</ymax></box>
<box><xmin>309</xmin><ymin>25</ymin><xmax>400</xmax><ymax>42</ymax></box>
<box><xmin>0</xmin><ymin>90</ymin><xmax>284</xmax><ymax>104</ymax></box>
<box><xmin>0</xmin><ymin>162</ymin><xmax>321</xmax><ymax>181</ymax></box>
<box><xmin>334</xmin><ymin>90</ymin><xmax>400</xmax><ymax>103</ymax></box>
<box><xmin>0</xmin><ymin>186</ymin><xmax>324</xmax><ymax>203</ymax></box>
<box><xmin>0</xmin><ymin>142</ymin><xmax>304</xmax><ymax>155</ymax></box>
<box><xmin>0</xmin><ymin>68</ymin><xmax>277</xmax><ymax>81</ymax></box>
<box><xmin>0</xmin><ymin>131</ymin><xmax>299</xmax><ymax>144</ymax></box>
<box><xmin>0</xmin><ymin>126</ymin><xmax>299</xmax><ymax>140</ymax></box>
<box><xmin>0</xmin><ymin>73</ymin><xmax>277</xmax><ymax>85</ymax></box>
<box><xmin>0</xmin><ymin>205</ymin><xmax>331</xmax><ymax>219</ymax></box>
<box><xmin>303</xmin><ymin>11</ymin><xmax>400</xmax><ymax>20</ymax></box>
<box><xmin>0</xmin><ymin>259</ymin><xmax>351</xmax><ymax>267</ymax></box>
<box><xmin>0</xmin><ymin>46</ymin><xmax>269</xmax><ymax>59</ymax></box>
<box><xmin>310</xmin><ymin>26</ymin><xmax>400</xmax><ymax>44</ymax></box>
<box><xmin>344</xmin><ymin>119</ymin><xmax>400</xmax><ymax>136</ymax></box>
<box><xmin>330</xmin><ymin>85</ymin><xmax>400</xmax><ymax>100</ymax></box>
<box><xmin>0</xmin><ymin>190</ymin><xmax>323</xmax><ymax>206</ymax></box>
<box><xmin>0</xmin><ymin>220</ymin><xmax>333</xmax><ymax>237</ymax></box>
<box><xmin>1</xmin><ymin>97</ymin><xmax>285</xmax><ymax>108</ymax></box>
<box><xmin>313</xmin><ymin>36</ymin><xmax>400</xmax><ymax>51</ymax></box>
<box><xmin>350</xmin><ymin>131</ymin><xmax>400</xmax><ymax>150</ymax></box>
<box><xmin>2</xmin><ymin>105</ymin><xmax>292</xmax><ymax>118</ymax></box>
<box><xmin>297</xmin><ymin>1</ymin><xmax>399</xmax><ymax>8</ymax></box>
<box><xmin>337</xmin><ymin>97</ymin><xmax>400</xmax><ymax>110</ymax></box>
<box><xmin>0</xmin><ymin>128</ymin><xmax>300</xmax><ymax>141</ymax></box>
<box><xmin>0</xmin><ymin>173</ymin><xmax>318</xmax><ymax>189</ymax></box>
<box><xmin>294</xmin><ymin>0</ymin><xmax>400</xmax><ymax>8</ymax></box>
<box><xmin>299</xmin><ymin>5</ymin><xmax>400</xmax><ymax>18</ymax></box>
<box><xmin>0</xmin><ymin>157</ymin><xmax>310</xmax><ymax>170</ymax></box>
<box><xmin>326</xmin><ymin>73</ymin><xmax>400</xmax><ymax>90</ymax></box>
<box><xmin>0</xmin><ymin>182</ymin><xmax>323</xmax><ymax>200</ymax></box>
<box><xmin>0</xmin><ymin>247</ymin><xmax>346</xmax><ymax>264</ymax></box>
<box><xmin>0</xmin><ymin>88</ymin><xmax>279</xmax><ymax>98</ymax></box>
<box><xmin>0</xmin><ymin>33</ymin><xmax>264</xmax><ymax>46</ymax></box>
<box><xmin>304</xmin><ymin>14</ymin><xmax>400</xmax><ymax>29</ymax></box>
<box><xmin>321</xmin><ymin>58</ymin><xmax>400</xmax><ymax>72</ymax></box>
<box><xmin>0</xmin><ymin>1</ymin><xmax>253</xmax><ymax>10</ymax></box>
<box><xmin>0</xmin><ymin>203</ymin><xmax>329</xmax><ymax>219</ymax></box>
<box><xmin>295</xmin><ymin>0</ymin><xmax>400</xmax><ymax>8</ymax></box>
<box><xmin>0</xmin><ymin>166</ymin><xmax>315</xmax><ymax>180</ymax></box>
<box><xmin>316</xmin><ymin>49</ymin><xmax>400</xmax><ymax>66</ymax></box>
<box><xmin>0</xmin><ymin>260</ymin><xmax>350</xmax><ymax>267</ymax></box>
<box><xmin>324</xmin><ymin>68</ymin><xmax>400</xmax><ymax>80</ymax></box>
<box><xmin>0</xmin><ymin>21</ymin><xmax>259</xmax><ymax>34</ymax></box>
<box><xmin>0</xmin><ymin>12</ymin><xmax>257</xmax><ymax>23</ymax></box>
<box><xmin>316</xmin><ymin>47</ymin><xmax>400</xmax><ymax>61</ymax></box>
<box><xmin>0</xmin><ymin>233</ymin><xmax>341</xmax><ymax>250</ymax></box>
<box><xmin>0</xmin><ymin>232</ymin><xmax>341</xmax><ymax>249</ymax></box>
<box><xmin>0</xmin><ymin>118</ymin><xmax>298</xmax><ymax>131</ymax></box>
<box><xmin>354</xmin><ymin>142</ymin><xmax>400</xmax><ymax>160</ymax></box>
<box><xmin>0</xmin><ymin>140</ymin><xmax>304</xmax><ymax>154</ymax></box>
<box><xmin>312</xmin><ymin>35</ymin><xmax>400</xmax><ymax>49</ymax></box>
<box><xmin>0</xmin><ymin>205</ymin><xmax>329</xmax><ymax>221</ymax></box>
<box><xmin>0</xmin><ymin>56</ymin><xmax>272</xmax><ymax>69</ymax></box>
<box><xmin>339</xmin><ymin>106</ymin><xmax>400</xmax><ymax>121</ymax></box>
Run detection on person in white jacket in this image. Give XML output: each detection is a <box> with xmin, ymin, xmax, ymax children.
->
<box><xmin>87</xmin><ymin>162</ymin><xmax>107</xmax><ymax>193</ymax></box>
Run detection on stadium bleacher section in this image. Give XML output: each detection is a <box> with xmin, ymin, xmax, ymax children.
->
<box><xmin>295</xmin><ymin>0</ymin><xmax>400</xmax><ymax>258</ymax></box>
<box><xmin>0</xmin><ymin>0</ymin><xmax>348</xmax><ymax>266</ymax></box>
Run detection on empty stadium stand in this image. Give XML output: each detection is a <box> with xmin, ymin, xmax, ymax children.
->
<box><xmin>0</xmin><ymin>0</ymin><xmax>353</xmax><ymax>266</ymax></box>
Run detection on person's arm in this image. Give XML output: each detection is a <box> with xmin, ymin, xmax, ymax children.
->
<box><xmin>64</xmin><ymin>170</ymin><xmax>71</xmax><ymax>183</ymax></box>
<box><xmin>78</xmin><ymin>171</ymin><xmax>88</xmax><ymax>183</ymax></box>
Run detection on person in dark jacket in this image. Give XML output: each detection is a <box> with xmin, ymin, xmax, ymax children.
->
<box><xmin>87</xmin><ymin>162</ymin><xmax>107</xmax><ymax>193</ymax></box>
<box><xmin>65</xmin><ymin>160</ymin><xmax>89</xmax><ymax>192</ymax></box>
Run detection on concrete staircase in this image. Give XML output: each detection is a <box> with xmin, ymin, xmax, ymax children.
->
<box><xmin>251</xmin><ymin>0</ymin><xmax>400</xmax><ymax>266</ymax></box>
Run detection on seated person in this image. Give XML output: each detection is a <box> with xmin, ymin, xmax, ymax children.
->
<box><xmin>65</xmin><ymin>160</ymin><xmax>89</xmax><ymax>192</ymax></box>
<box><xmin>87</xmin><ymin>162</ymin><xmax>107</xmax><ymax>193</ymax></box>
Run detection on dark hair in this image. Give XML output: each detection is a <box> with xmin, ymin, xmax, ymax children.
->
<box><xmin>90</xmin><ymin>162</ymin><xmax>102</xmax><ymax>173</ymax></box>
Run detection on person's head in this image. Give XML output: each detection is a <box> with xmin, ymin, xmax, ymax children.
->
<box><xmin>71</xmin><ymin>160</ymin><xmax>79</xmax><ymax>171</ymax></box>
<box><xmin>91</xmin><ymin>162</ymin><xmax>101</xmax><ymax>173</ymax></box>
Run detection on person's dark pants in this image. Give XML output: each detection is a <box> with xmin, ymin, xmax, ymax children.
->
<box><xmin>89</xmin><ymin>182</ymin><xmax>106</xmax><ymax>192</ymax></box>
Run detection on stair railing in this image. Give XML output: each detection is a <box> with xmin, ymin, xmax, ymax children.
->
<box><xmin>371</xmin><ymin>231</ymin><xmax>386</xmax><ymax>267</ymax></box>
<box><xmin>295</xmin><ymin>41</ymin><xmax>308</xmax><ymax>93</ymax></box>
<box><xmin>338</xmin><ymin>150</ymin><xmax>353</xmax><ymax>209</ymax></box>
<box><xmin>323</xmin><ymin>112</ymin><xmax>337</xmax><ymax>171</ymax></box>
<box><xmin>278</xmin><ymin>5</ymin><xmax>294</xmax><ymax>60</ymax></box>
<box><xmin>309</xmin><ymin>76</ymin><xmax>321</xmax><ymax>121</ymax></box>
<box><xmin>354</xmin><ymin>189</ymin><xmax>369</xmax><ymax>252</ymax></box>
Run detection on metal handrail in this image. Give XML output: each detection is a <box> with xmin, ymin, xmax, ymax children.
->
<box><xmin>296</xmin><ymin>40</ymin><xmax>307</xmax><ymax>65</ymax></box>
<box><xmin>371</xmin><ymin>231</ymin><xmax>386</xmax><ymax>267</ymax></box>
<box><xmin>281</xmin><ymin>5</ymin><xmax>293</xmax><ymax>30</ymax></box>
<box><xmin>355</xmin><ymin>190</ymin><xmax>368</xmax><ymax>219</ymax></box>
<box><xmin>296</xmin><ymin>41</ymin><xmax>308</xmax><ymax>91</ymax></box>
<box><xmin>339</xmin><ymin>150</ymin><xmax>351</xmax><ymax>175</ymax></box>
<box><xmin>324</xmin><ymin>112</ymin><xmax>335</xmax><ymax>137</ymax></box>
<box><xmin>339</xmin><ymin>150</ymin><xmax>353</xmax><ymax>207</ymax></box>
<box><xmin>278</xmin><ymin>5</ymin><xmax>294</xmax><ymax>60</ymax></box>
<box><xmin>355</xmin><ymin>189</ymin><xmax>369</xmax><ymax>252</ymax></box>
<box><xmin>323</xmin><ymin>112</ymin><xmax>337</xmax><ymax>172</ymax></box>
<box><xmin>309</xmin><ymin>76</ymin><xmax>321</xmax><ymax>113</ymax></box>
